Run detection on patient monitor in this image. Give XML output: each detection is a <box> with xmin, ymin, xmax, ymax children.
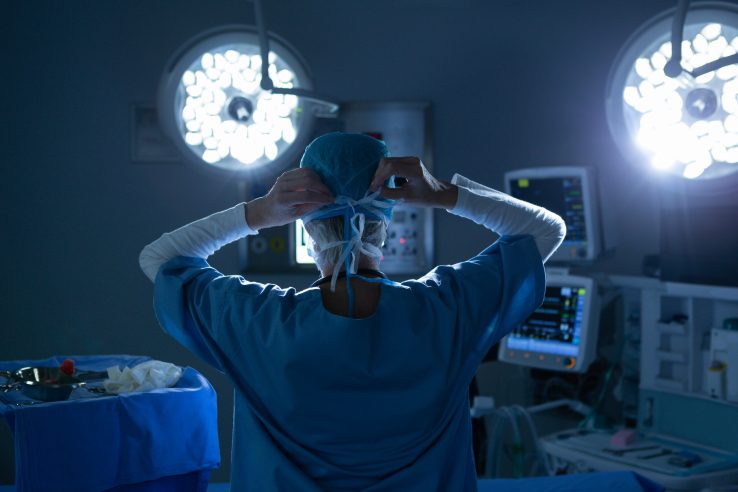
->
<box><xmin>505</xmin><ymin>167</ymin><xmax>603</xmax><ymax>262</ymax></box>
<box><xmin>499</xmin><ymin>272</ymin><xmax>598</xmax><ymax>373</ymax></box>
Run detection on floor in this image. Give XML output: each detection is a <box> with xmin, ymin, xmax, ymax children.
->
<box><xmin>0</xmin><ymin>485</ymin><xmax>231</xmax><ymax>491</ymax></box>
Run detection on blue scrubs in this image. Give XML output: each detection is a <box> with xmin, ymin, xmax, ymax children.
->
<box><xmin>153</xmin><ymin>234</ymin><xmax>544</xmax><ymax>491</ymax></box>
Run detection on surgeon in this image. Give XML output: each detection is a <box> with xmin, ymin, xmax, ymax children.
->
<box><xmin>139</xmin><ymin>132</ymin><xmax>565</xmax><ymax>491</ymax></box>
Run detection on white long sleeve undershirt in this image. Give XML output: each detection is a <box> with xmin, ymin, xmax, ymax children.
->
<box><xmin>447</xmin><ymin>174</ymin><xmax>566</xmax><ymax>263</ymax></box>
<box><xmin>139</xmin><ymin>203</ymin><xmax>256</xmax><ymax>282</ymax></box>
<box><xmin>138</xmin><ymin>174</ymin><xmax>566</xmax><ymax>283</ymax></box>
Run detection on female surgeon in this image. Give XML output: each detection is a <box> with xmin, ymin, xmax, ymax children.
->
<box><xmin>139</xmin><ymin>132</ymin><xmax>565</xmax><ymax>491</ymax></box>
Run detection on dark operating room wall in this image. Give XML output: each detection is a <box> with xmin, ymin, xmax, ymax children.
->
<box><xmin>2</xmin><ymin>0</ymin><xmax>680</xmax><ymax>483</ymax></box>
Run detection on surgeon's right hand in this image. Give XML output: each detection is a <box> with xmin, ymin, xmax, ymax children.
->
<box><xmin>370</xmin><ymin>157</ymin><xmax>458</xmax><ymax>209</ymax></box>
<box><xmin>246</xmin><ymin>168</ymin><xmax>334</xmax><ymax>231</ymax></box>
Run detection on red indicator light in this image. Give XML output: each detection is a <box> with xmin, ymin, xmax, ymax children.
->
<box><xmin>399</xmin><ymin>237</ymin><xmax>406</xmax><ymax>244</ymax></box>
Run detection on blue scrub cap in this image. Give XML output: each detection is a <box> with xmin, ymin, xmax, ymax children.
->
<box><xmin>299</xmin><ymin>132</ymin><xmax>393</xmax><ymax>222</ymax></box>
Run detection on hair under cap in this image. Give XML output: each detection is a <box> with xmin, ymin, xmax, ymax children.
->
<box><xmin>298</xmin><ymin>133</ymin><xmax>393</xmax><ymax>310</ymax></box>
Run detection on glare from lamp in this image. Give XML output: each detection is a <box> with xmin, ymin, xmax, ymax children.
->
<box><xmin>176</xmin><ymin>46</ymin><xmax>298</xmax><ymax>168</ymax></box>
<box><xmin>621</xmin><ymin>22</ymin><xmax>738</xmax><ymax>179</ymax></box>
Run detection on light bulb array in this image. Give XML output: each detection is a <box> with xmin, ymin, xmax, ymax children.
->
<box><xmin>622</xmin><ymin>23</ymin><xmax>738</xmax><ymax>179</ymax></box>
<box><xmin>176</xmin><ymin>47</ymin><xmax>300</xmax><ymax>167</ymax></box>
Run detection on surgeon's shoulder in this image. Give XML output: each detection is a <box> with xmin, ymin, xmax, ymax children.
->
<box><xmin>401</xmin><ymin>234</ymin><xmax>541</xmax><ymax>292</ymax></box>
<box><xmin>158</xmin><ymin>256</ymin><xmax>301</xmax><ymax>301</ymax></box>
<box><xmin>221</xmin><ymin>274</ymin><xmax>303</xmax><ymax>302</ymax></box>
<box><xmin>400</xmin><ymin>262</ymin><xmax>482</xmax><ymax>301</ymax></box>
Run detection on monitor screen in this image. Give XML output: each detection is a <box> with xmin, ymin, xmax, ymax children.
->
<box><xmin>505</xmin><ymin>167</ymin><xmax>601</xmax><ymax>262</ymax></box>
<box><xmin>294</xmin><ymin>219</ymin><xmax>313</xmax><ymax>265</ymax></box>
<box><xmin>509</xmin><ymin>177</ymin><xmax>586</xmax><ymax>244</ymax></box>
<box><xmin>505</xmin><ymin>284</ymin><xmax>587</xmax><ymax>357</ymax></box>
<box><xmin>499</xmin><ymin>273</ymin><xmax>597</xmax><ymax>373</ymax></box>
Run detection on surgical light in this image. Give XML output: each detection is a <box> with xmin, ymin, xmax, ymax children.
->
<box><xmin>158</xmin><ymin>26</ymin><xmax>324</xmax><ymax>173</ymax></box>
<box><xmin>606</xmin><ymin>1</ymin><xmax>738</xmax><ymax>180</ymax></box>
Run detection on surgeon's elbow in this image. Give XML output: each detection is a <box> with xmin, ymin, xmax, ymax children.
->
<box><xmin>554</xmin><ymin>214</ymin><xmax>566</xmax><ymax>245</ymax></box>
<box><xmin>139</xmin><ymin>244</ymin><xmax>160</xmax><ymax>283</ymax></box>
<box><xmin>548</xmin><ymin>215</ymin><xmax>567</xmax><ymax>256</ymax></box>
<box><xmin>537</xmin><ymin>214</ymin><xmax>566</xmax><ymax>263</ymax></box>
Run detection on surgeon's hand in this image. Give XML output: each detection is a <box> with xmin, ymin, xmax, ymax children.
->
<box><xmin>370</xmin><ymin>157</ymin><xmax>458</xmax><ymax>209</ymax></box>
<box><xmin>246</xmin><ymin>168</ymin><xmax>334</xmax><ymax>231</ymax></box>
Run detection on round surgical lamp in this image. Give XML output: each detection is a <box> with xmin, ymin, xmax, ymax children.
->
<box><xmin>606</xmin><ymin>1</ymin><xmax>738</xmax><ymax>181</ymax></box>
<box><xmin>158</xmin><ymin>25</ymin><xmax>321</xmax><ymax>174</ymax></box>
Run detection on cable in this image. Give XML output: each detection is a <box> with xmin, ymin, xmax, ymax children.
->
<box><xmin>513</xmin><ymin>405</ymin><xmax>553</xmax><ymax>476</ymax></box>
<box><xmin>483</xmin><ymin>411</ymin><xmax>503</xmax><ymax>477</ymax></box>
<box><xmin>578</xmin><ymin>331</ymin><xmax>627</xmax><ymax>428</ymax></box>
<box><xmin>481</xmin><ymin>405</ymin><xmax>557</xmax><ymax>478</ymax></box>
<box><xmin>500</xmin><ymin>406</ymin><xmax>525</xmax><ymax>477</ymax></box>
<box><xmin>481</xmin><ymin>400</ymin><xmax>594</xmax><ymax>478</ymax></box>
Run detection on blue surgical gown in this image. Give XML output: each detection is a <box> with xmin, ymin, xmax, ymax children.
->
<box><xmin>153</xmin><ymin>234</ymin><xmax>545</xmax><ymax>491</ymax></box>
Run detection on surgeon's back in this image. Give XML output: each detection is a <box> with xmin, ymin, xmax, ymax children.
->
<box><xmin>152</xmin><ymin>233</ymin><xmax>544</xmax><ymax>491</ymax></box>
<box><xmin>141</xmin><ymin>134</ymin><xmax>564</xmax><ymax>491</ymax></box>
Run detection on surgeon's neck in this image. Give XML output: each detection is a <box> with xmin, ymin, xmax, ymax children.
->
<box><xmin>318</xmin><ymin>259</ymin><xmax>381</xmax><ymax>279</ymax></box>
<box><xmin>317</xmin><ymin>259</ymin><xmax>383</xmax><ymax>318</ymax></box>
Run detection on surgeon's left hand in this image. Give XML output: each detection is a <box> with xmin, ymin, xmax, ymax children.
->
<box><xmin>246</xmin><ymin>168</ymin><xmax>334</xmax><ymax>231</ymax></box>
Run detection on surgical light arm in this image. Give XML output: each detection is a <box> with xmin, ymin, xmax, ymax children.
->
<box><xmin>665</xmin><ymin>0</ymin><xmax>738</xmax><ymax>78</ymax></box>
<box><xmin>664</xmin><ymin>0</ymin><xmax>689</xmax><ymax>77</ymax></box>
<box><xmin>252</xmin><ymin>0</ymin><xmax>339</xmax><ymax>114</ymax></box>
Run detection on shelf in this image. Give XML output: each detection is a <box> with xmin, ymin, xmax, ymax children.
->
<box><xmin>653</xmin><ymin>377</ymin><xmax>686</xmax><ymax>392</ymax></box>
<box><xmin>654</xmin><ymin>350</ymin><xmax>687</xmax><ymax>363</ymax></box>
<box><xmin>663</xmin><ymin>282</ymin><xmax>738</xmax><ymax>301</ymax></box>
<box><xmin>654</xmin><ymin>321</ymin><xmax>688</xmax><ymax>336</ymax></box>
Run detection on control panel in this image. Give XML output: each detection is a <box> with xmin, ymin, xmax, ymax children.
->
<box><xmin>380</xmin><ymin>205</ymin><xmax>431</xmax><ymax>273</ymax></box>
<box><xmin>289</xmin><ymin>203</ymin><xmax>432</xmax><ymax>274</ymax></box>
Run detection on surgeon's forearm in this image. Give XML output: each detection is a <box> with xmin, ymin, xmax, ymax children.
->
<box><xmin>138</xmin><ymin>203</ymin><xmax>257</xmax><ymax>282</ymax></box>
<box><xmin>432</xmin><ymin>181</ymin><xmax>459</xmax><ymax>209</ymax></box>
<box><xmin>447</xmin><ymin>174</ymin><xmax>565</xmax><ymax>263</ymax></box>
<box><xmin>245</xmin><ymin>196</ymin><xmax>268</xmax><ymax>231</ymax></box>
